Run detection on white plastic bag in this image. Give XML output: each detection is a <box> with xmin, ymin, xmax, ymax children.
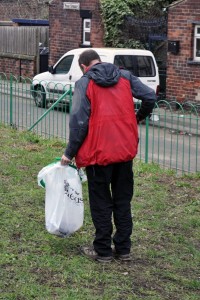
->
<box><xmin>38</xmin><ymin>161</ymin><xmax>84</xmax><ymax>237</ymax></box>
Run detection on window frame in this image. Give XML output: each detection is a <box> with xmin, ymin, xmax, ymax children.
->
<box><xmin>194</xmin><ymin>25</ymin><xmax>200</xmax><ymax>61</ymax></box>
<box><xmin>83</xmin><ymin>19</ymin><xmax>91</xmax><ymax>46</ymax></box>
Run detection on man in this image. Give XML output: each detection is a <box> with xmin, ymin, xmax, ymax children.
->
<box><xmin>61</xmin><ymin>49</ymin><xmax>156</xmax><ymax>263</ymax></box>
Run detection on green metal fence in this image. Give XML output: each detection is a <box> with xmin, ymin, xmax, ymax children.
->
<box><xmin>0</xmin><ymin>73</ymin><xmax>199</xmax><ymax>174</ymax></box>
<box><xmin>137</xmin><ymin>101</ymin><xmax>199</xmax><ymax>174</ymax></box>
<box><xmin>0</xmin><ymin>73</ymin><xmax>72</xmax><ymax>139</ymax></box>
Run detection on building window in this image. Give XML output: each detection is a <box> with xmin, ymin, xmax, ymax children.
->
<box><xmin>194</xmin><ymin>25</ymin><xmax>200</xmax><ymax>61</ymax></box>
<box><xmin>83</xmin><ymin>19</ymin><xmax>91</xmax><ymax>45</ymax></box>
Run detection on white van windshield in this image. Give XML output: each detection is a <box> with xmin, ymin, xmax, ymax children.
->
<box><xmin>114</xmin><ymin>55</ymin><xmax>156</xmax><ymax>77</ymax></box>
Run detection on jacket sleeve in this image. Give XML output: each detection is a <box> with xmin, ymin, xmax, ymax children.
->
<box><xmin>121</xmin><ymin>70</ymin><xmax>157</xmax><ymax>122</ymax></box>
<box><xmin>64</xmin><ymin>76</ymin><xmax>91</xmax><ymax>160</ymax></box>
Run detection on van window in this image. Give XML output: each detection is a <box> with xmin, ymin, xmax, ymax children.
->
<box><xmin>114</xmin><ymin>55</ymin><xmax>156</xmax><ymax>77</ymax></box>
<box><xmin>54</xmin><ymin>55</ymin><xmax>74</xmax><ymax>74</ymax></box>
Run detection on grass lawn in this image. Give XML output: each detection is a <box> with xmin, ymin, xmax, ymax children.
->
<box><xmin>0</xmin><ymin>124</ymin><xmax>199</xmax><ymax>300</ymax></box>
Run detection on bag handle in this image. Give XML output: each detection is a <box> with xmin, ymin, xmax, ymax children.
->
<box><xmin>55</xmin><ymin>157</ymin><xmax>78</xmax><ymax>170</ymax></box>
<box><xmin>55</xmin><ymin>158</ymin><xmax>86</xmax><ymax>182</ymax></box>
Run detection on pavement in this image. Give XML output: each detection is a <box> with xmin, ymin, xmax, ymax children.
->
<box><xmin>149</xmin><ymin>108</ymin><xmax>199</xmax><ymax>137</ymax></box>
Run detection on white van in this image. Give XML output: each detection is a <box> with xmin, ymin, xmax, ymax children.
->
<box><xmin>31</xmin><ymin>48</ymin><xmax>159</xmax><ymax>108</ymax></box>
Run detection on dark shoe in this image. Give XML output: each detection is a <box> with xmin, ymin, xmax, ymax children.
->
<box><xmin>80</xmin><ymin>246</ymin><xmax>113</xmax><ymax>263</ymax></box>
<box><xmin>115</xmin><ymin>253</ymin><xmax>131</xmax><ymax>261</ymax></box>
<box><xmin>112</xmin><ymin>245</ymin><xmax>131</xmax><ymax>261</ymax></box>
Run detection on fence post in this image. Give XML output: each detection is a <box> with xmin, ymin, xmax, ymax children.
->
<box><xmin>145</xmin><ymin>117</ymin><xmax>149</xmax><ymax>163</ymax></box>
<box><xmin>69</xmin><ymin>84</ymin><xmax>72</xmax><ymax>113</ymax></box>
<box><xmin>10</xmin><ymin>74</ymin><xmax>13</xmax><ymax>126</ymax></box>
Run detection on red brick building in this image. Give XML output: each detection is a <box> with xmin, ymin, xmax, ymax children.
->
<box><xmin>49</xmin><ymin>0</ymin><xmax>104</xmax><ymax>65</ymax></box>
<box><xmin>167</xmin><ymin>0</ymin><xmax>200</xmax><ymax>103</ymax></box>
<box><xmin>0</xmin><ymin>0</ymin><xmax>104</xmax><ymax>77</ymax></box>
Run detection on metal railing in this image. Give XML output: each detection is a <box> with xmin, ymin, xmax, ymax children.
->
<box><xmin>0</xmin><ymin>73</ymin><xmax>199</xmax><ymax>174</ymax></box>
<box><xmin>0</xmin><ymin>73</ymin><xmax>72</xmax><ymax>139</ymax></box>
<box><xmin>137</xmin><ymin>101</ymin><xmax>199</xmax><ymax>174</ymax></box>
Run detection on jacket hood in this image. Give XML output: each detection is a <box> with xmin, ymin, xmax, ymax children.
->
<box><xmin>85</xmin><ymin>62</ymin><xmax>121</xmax><ymax>87</ymax></box>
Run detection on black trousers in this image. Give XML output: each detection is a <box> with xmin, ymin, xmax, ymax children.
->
<box><xmin>86</xmin><ymin>160</ymin><xmax>133</xmax><ymax>257</ymax></box>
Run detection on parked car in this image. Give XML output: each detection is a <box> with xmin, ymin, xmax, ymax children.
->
<box><xmin>31</xmin><ymin>47</ymin><xmax>160</xmax><ymax>108</ymax></box>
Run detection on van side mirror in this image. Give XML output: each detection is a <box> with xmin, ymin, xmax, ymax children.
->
<box><xmin>48</xmin><ymin>65</ymin><xmax>54</xmax><ymax>74</ymax></box>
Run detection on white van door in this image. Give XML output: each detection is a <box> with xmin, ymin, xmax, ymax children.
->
<box><xmin>47</xmin><ymin>54</ymin><xmax>75</xmax><ymax>95</ymax></box>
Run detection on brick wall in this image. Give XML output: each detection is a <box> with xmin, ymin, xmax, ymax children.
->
<box><xmin>0</xmin><ymin>57</ymin><xmax>35</xmax><ymax>78</ymax></box>
<box><xmin>49</xmin><ymin>0</ymin><xmax>104</xmax><ymax>65</ymax></box>
<box><xmin>166</xmin><ymin>0</ymin><xmax>200</xmax><ymax>103</ymax></box>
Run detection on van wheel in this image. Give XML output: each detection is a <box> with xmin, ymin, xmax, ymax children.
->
<box><xmin>34</xmin><ymin>85</ymin><xmax>46</xmax><ymax>108</ymax></box>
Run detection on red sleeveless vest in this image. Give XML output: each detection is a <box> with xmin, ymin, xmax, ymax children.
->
<box><xmin>75</xmin><ymin>77</ymin><xmax>138</xmax><ymax>168</ymax></box>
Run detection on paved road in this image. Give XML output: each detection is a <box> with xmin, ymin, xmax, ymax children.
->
<box><xmin>138</xmin><ymin>124</ymin><xmax>199</xmax><ymax>173</ymax></box>
<box><xmin>0</xmin><ymin>93</ymin><xmax>70</xmax><ymax>138</ymax></box>
<box><xmin>0</xmin><ymin>92</ymin><xmax>199</xmax><ymax>174</ymax></box>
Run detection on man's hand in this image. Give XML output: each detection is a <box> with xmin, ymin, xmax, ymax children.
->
<box><xmin>61</xmin><ymin>154</ymin><xmax>71</xmax><ymax>166</ymax></box>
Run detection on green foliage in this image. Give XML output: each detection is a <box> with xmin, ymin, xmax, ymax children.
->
<box><xmin>128</xmin><ymin>0</ymin><xmax>176</xmax><ymax>17</ymax></box>
<box><xmin>100</xmin><ymin>0</ymin><xmax>176</xmax><ymax>47</ymax></box>
<box><xmin>118</xmin><ymin>39</ymin><xmax>145</xmax><ymax>49</ymax></box>
<box><xmin>100</xmin><ymin>0</ymin><xmax>133</xmax><ymax>47</ymax></box>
